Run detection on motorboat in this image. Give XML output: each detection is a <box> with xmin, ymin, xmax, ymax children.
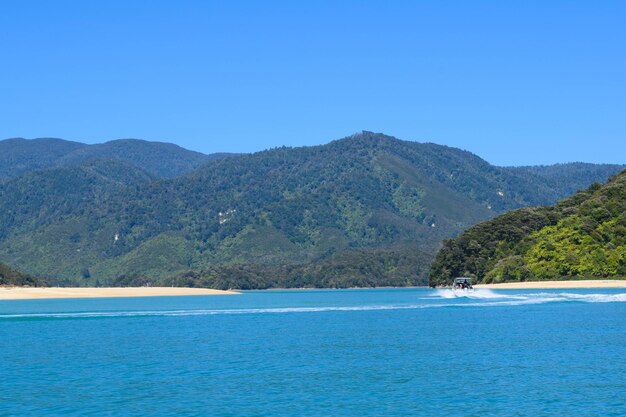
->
<box><xmin>452</xmin><ymin>277</ymin><xmax>474</xmax><ymax>294</ymax></box>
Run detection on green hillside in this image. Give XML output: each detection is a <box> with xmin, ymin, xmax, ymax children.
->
<box><xmin>429</xmin><ymin>170</ymin><xmax>626</xmax><ymax>286</ymax></box>
<box><xmin>0</xmin><ymin>159</ymin><xmax>153</xmax><ymax>237</ymax></box>
<box><xmin>0</xmin><ymin>132</ymin><xmax>623</xmax><ymax>288</ymax></box>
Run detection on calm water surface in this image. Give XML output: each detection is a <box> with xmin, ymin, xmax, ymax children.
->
<box><xmin>1</xmin><ymin>288</ymin><xmax>625</xmax><ymax>416</ymax></box>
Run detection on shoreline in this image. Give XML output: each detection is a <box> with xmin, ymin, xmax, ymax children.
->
<box><xmin>255</xmin><ymin>280</ymin><xmax>626</xmax><ymax>291</ymax></box>
<box><xmin>475</xmin><ymin>280</ymin><xmax>626</xmax><ymax>289</ymax></box>
<box><xmin>2</xmin><ymin>280</ymin><xmax>624</xmax><ymax>299</ymax></box>
<box><xmin>0</xmin><ymin>287</ymin><xmax>239</xmax><ymax>300</ymax></box>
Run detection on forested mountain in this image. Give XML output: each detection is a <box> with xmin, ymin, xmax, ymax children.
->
<box><xmin>0</xmin><ymin>131</ymin><xmax>623</xmax><ymax>288</ymax></box>
<box><xmin>0</xmin><ymin>137</ymin><xmax>232</xmax><ymax>180</ymax></box>
<box><xmin>429</xmin><ymin>170</ymin><xmax>626</xmax><ymax>286</ymax></box>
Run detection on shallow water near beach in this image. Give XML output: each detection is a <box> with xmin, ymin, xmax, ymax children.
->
<box><xmin>2</xmin><ymin>288</ymin><xmax>625</xmax><ymax>416</ymax></box>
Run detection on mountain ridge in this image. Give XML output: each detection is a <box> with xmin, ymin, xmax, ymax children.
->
<box><xmin>0</xmin><ymin>137</ymin><xmax>235</xmax><ymax>180</ymax></box>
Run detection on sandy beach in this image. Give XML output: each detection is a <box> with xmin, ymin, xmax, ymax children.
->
<box><xmin>475</xmin><ymin>280</ymin><xmax>626</xmax><ymax>289</ymax></box>
<box><xmin>0</xmin><ymin>287</ymin><xmax>239</xmax><ymax>300</ymax></box>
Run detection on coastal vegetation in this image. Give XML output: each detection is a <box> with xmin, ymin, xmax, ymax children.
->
<box><xmin>0</xmin><ymin>262</ymin><xmax>43</xmax><ymax>286</ymax></box>
<box><xmin>123</xmin><ymin>248</ymin><xmax>434</xmax><ymax>289</ymax></box>
<box><xmin>429</xmin><ymin>170</ymin><xmax>626</xmax><ymax>286</ymax></box>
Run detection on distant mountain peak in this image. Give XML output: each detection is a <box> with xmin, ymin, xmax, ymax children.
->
<box><xmin>350</xmin><ymin>130</ymin><xmax>399</xmax><ymax>141</ymax></box>
<box><xmin>329</xmin><ymin>131</ymin><xmax>407</xmax><ymax>150</ymax></box>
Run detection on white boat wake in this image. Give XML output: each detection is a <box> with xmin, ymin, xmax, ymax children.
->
<box><xmin>432</xmin><ymin>288</ymin><xmax>523</xmax><ymax>299</ymax></box>
<box><xmin>1</xmin><ymin>291</ymin><xmax>624</xmax><ymax>320</ymax></box>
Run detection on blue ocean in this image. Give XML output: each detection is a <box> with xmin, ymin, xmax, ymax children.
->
<box><xmin>1</xmin><ymin>288</ymin><xmax>625</xmax><ymax>416</ymax></box>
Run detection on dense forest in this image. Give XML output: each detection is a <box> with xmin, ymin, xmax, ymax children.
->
<box><xmin>0</xmin><ymin>262</ymin><xmax>43</xmax><ymax>286</ymax></box>
<box><xmin>0</xmin><ymin>132</ymin><xmax>623</xmax><ymax>288</ymax></box>
<box><xmin>429</xmin><ymin>169</ymin><xmax>626</xmax><ymax>286</ymax></box>
<box><xmin>111</xmin><ymin>248</ymin><xmax>434</xmax><ymax>289</ymax></box>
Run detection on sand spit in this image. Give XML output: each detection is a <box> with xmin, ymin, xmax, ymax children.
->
<box><xmin>0</xmin><ymin>287</ymin><xmax>239</xmax><ymax>300</ymax></box>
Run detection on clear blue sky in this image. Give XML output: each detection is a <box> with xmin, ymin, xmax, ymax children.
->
<box><xmin>1</xmin><ymin>1</ymin><xmax>624</xmax><ymax>166</ymax></box>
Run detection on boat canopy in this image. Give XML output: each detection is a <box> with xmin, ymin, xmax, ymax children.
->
<box><xmin>453</xmin><ymin>277</ymin><xmax>474</xmax><ymax>290</ymax></box>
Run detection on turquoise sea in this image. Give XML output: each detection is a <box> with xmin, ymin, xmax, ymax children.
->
<box><xmin>1</xmin><ymin>288</ymin><xmax>625</xmax><ymax>416</ymax></box>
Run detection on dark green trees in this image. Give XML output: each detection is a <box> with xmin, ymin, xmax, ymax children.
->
<box><xmin>429</xmin><ymin>172</ymin><xmax>626</xmax><ymax>286</ymax></box>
